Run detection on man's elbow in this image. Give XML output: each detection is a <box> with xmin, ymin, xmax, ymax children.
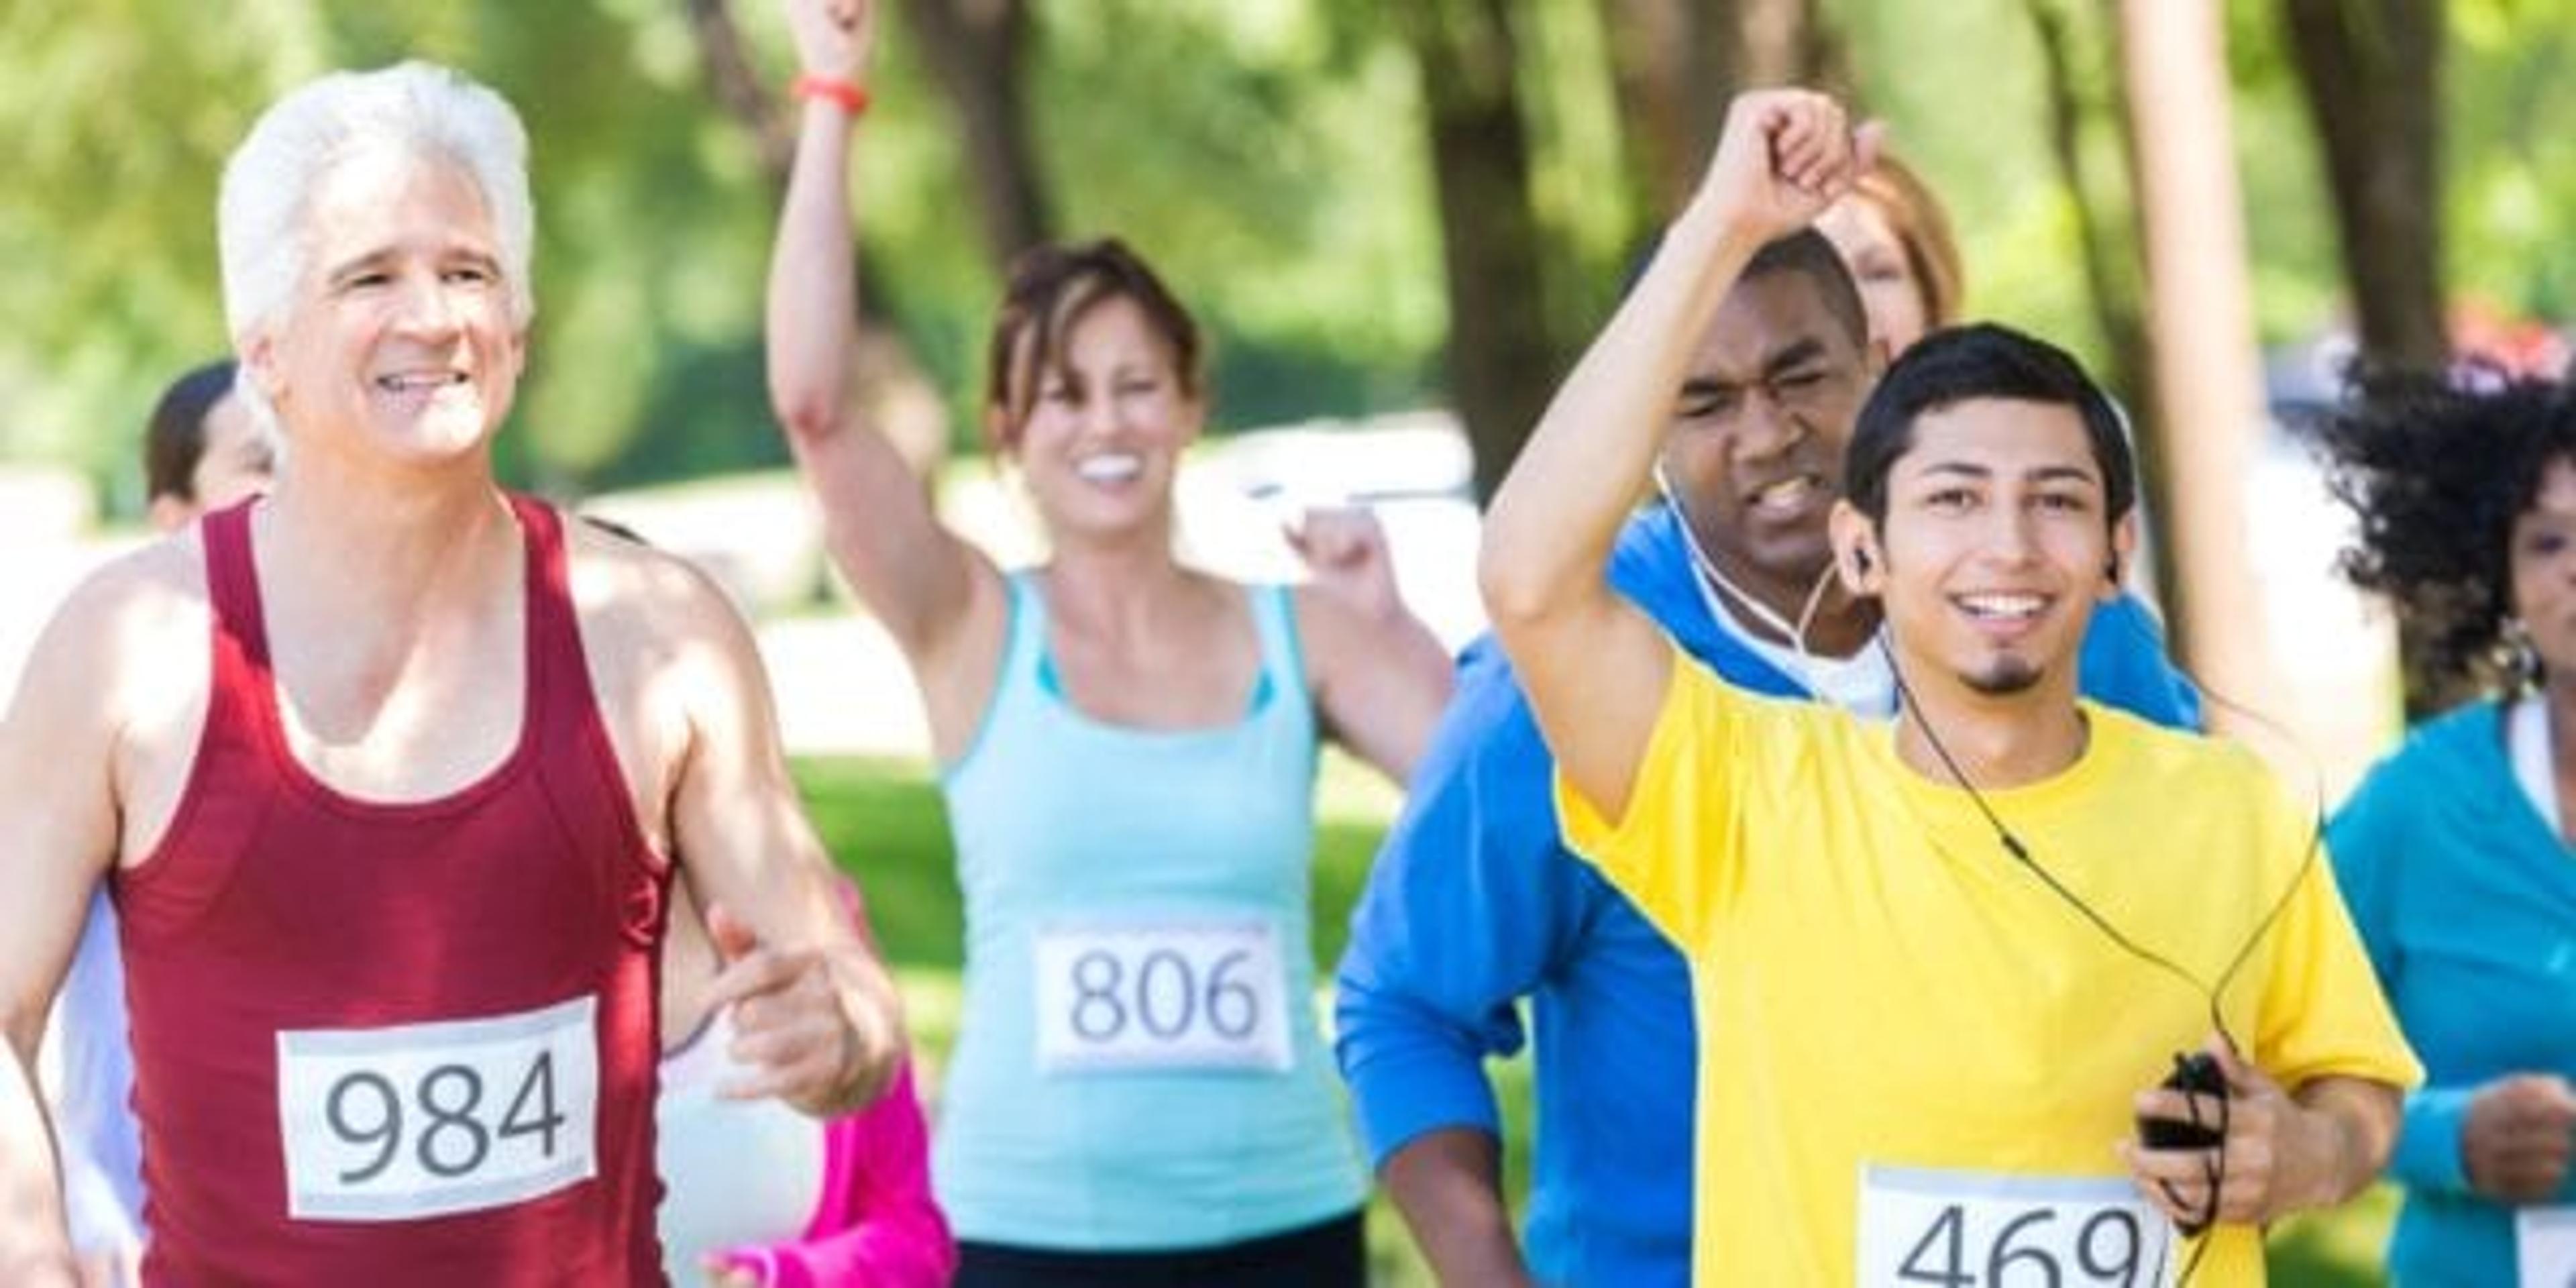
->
<box><xmin>2346</xmin><ymin>1079</ymin><xmax>2405</xmax><ymax>1187</ymax></box>
<box><xmin>770</xmin><ymin>391</ymin><xmax>841</xmax><ymax>451</ymax></box>
<box><xmin>2304</xmin><ymin>1077</ymin><xmax>2405</xmax><ymax>1205</ymax></box>
<box><xmin>1476</xmin><ymin>530</ymin><xmax>1568</xmax><ymax>639</ymax></box>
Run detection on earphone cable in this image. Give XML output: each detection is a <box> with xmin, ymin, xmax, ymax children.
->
<box><xmin>1654</xmin><ymin>466</ymin><xmax>1851</xmax><ymax>704</ymax></box>
<box><xmin>1881</xmin><ymin>638</ymin><xmax>2237</xmax><ymax>1043</ymax></box>
<box><xmin>1878</xmin><ymin>636</ymin><xmax>2329</xmax><ymax>1282</ymax></box>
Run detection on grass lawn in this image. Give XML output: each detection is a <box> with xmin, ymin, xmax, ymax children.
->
<box><xmin>792</xmin><ymin>753</ymin><xmax>2394</xmax><ymax>1286</ymax></box>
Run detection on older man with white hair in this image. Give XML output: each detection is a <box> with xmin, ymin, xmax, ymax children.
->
<box><xmin>0</xmin><ymin>62</ymin><xmax>904</xmax><ymax>1284</ymax></box>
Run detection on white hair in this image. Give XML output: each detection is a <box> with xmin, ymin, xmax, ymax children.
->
<box><xmin>217</xmin><ymin>62</ymin><xmax>535</xmax><ymax>432</ymax></box>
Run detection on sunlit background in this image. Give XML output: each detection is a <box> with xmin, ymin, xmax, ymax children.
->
<box><xmin>11</xmin><ymin>1</ymin><xmax>2571</xmax><ymax>1280</ymax></box>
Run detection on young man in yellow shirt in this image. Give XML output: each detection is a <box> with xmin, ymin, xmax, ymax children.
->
<box><xmin>1478</xmin><ymin>89</ymin><xmax>2419</xmax><ymax>1285</ymax></box>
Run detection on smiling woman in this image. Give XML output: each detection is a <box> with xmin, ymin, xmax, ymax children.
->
<box><xmin>759</xmin><ymin>2</ymin><xmax>1455</xmax><ymax>1283</ymax></box>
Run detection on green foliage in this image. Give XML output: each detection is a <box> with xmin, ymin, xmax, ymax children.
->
<box><xmin>1514</xmin><ymin>0</ymin><xmax>1639</xmax><ymax>347</ymax></box>
<box><xmin>0</xmin><ymin>0</ymin><xmax>788</xmax><ymax>497</ymax></box>
<box><xmin>2447</xmin><ymin>0</ymin><xmax>2576</xmax><ymax>321</ymax></box>
<box><xmin>0</xmin><ymin>0</ymin><xmax>290</xmax><ymax>488</ymax></box>
<box><xmin>1827</xmin><ymin>0</ymin><xmax>2574</xmax><ymax>373</ymax></box>
<box><xmin>1028</xmin><ymin>0</ymin><xmax>1448</xmax><ymax>429</ymax></box>
<box><xmin>792</xmin><ymin>756</ymin><xmax>965</xmax><ymax>971</ymax></box>
<box><xmin>2216</xmin><ymin>0</ymin><xmax>2347</xmax><ymax>346</ymax></box>
<box><xmin>11</xmin><ymin>0</ymin><xmax>2576</xmax><ymax>512</ymax></box>
<box><xmin>1833</xmin><ymin>0</ymin><xmax>2129</xmax><ymax>374</ymax></box>
<box><xmin>3</xmin><ymin>0</ymin><xmax>1460</xmax><ymax>507</ymax></box>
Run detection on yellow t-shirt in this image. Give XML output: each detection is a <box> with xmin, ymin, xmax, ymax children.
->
<box><xmin>1556</xmin><ymin>647</ymin><xmax>2420</xmax><ymax>1286</ymax></box>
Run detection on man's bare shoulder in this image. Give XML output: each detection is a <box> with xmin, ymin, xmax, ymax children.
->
<box><xmin>557</xmin><ymin>511</ymin><xmax>780</xmax><ymax>752</ymax></box>
<box><xmin>560</xmin><ymin>514</ymin><xmax>757</xmax><ymax>657</ymax></box>
<box><xmin>6</xmin><ymin>531</ymin><xmax>211</xmax><ymax>743</ymax></box>
<box><xmin>34</xmin><ymin>533</ymin><xmax>209</xmax><ymax>673</ymax></box>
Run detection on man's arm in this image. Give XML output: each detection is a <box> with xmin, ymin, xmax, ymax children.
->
<box><xmin>655</xmin><ymin>558</ymin><xmax>904</xmax><ymax>1116</ymax></box>
<box><xmin>2285</xmin><ymin>1074</ymin><xmax>2404</xmax><ymax>1208</ymax></box>
<box><xmin>2127</xmin><ymin>806</ymin><xmax>2417</xmax><ymax>1228</ymax></box>
<box><xmin>1385</xmin><ymin>1130</ymin><xmax>1529</xmax><ymax>1287</ymax></box>
<box><xmin>1334</xmin><ymin>646</ymin><xmax>1574</xmax><ymax>1284</ymax></box>
<box><xmin>1477</xmin><ymin>91</ymin><xmax>1868</xmax><ymax>822</ymax></box>
<box><xmin>0</xmin><ymin>576</ymin><xmax>143</xmax><ymax>1281</ymax></box>
<box><xmin>2125</xmin><ymin>1049</ymin><xmax>2399</xmax><ymax>1225</ymax></box>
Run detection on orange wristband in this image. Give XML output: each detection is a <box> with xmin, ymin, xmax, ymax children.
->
<box><xmin>792</xmin><ymin>73</ymin><xmax>871</xmax><ymax>117</ymax></box>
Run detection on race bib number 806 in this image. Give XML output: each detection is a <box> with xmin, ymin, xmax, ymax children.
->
<box><xmin>276</xmin><ymin>996</ymin><xmax>598</xmax><ymax>1222</ymax></box>
<box><xmin>1857</xmin><ymin>1165</ymin><xmax>2176</xmax><ymax>1288</ymax></box>
<box><xmin>1033</xmin><ymin>919</ymin><xmax>1292</xmax><ymax>1074</ymax></box>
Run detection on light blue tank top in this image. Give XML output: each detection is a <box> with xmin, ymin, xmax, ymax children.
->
<box><xmin>932</xmin><ymin>573</ymin><xmax>1364</xmax><ymax>1249</ymax></box>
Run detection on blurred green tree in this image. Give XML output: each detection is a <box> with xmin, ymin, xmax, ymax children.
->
<box><xmin>7</xmin><ymin>0</ymin><xmax>2572</xmax><ymax>530</ymax></box>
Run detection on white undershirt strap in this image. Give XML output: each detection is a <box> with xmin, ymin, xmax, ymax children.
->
<box><xmin>2509</xmin><ymin>697</ymin><xmax>2565</xmax><ymax>839</ymax></box>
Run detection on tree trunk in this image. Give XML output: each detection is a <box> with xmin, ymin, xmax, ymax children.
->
<box><xmin>2021</xmin><ymin>0</ymin><xmax>2166</xmax><ymax>567</ymax></box>
<box><xmin>2280</xmin><ymin>0</ymin><xmax>2446</xmax><ymax>371</ymax></box>
<box><xmin>894</xmin><ymin>0</ymin><xmax>1051</xmax><ymax>268</ymax></box>
<box><xmin>1727</xmin><ymin>0</ymin><xmax>1833</xmax><ymax>89</ymax></box>
<box><xmin>1398</xmin><ymin>0</ymin><xmax>1564</xmax><ymax>504</ymax></box>
<box><xmin>683</xmin><ymin>0</ymin><xmax>950</xmax><ymax>476</ymax></box>
<box><xmin>1597</xmin><ymin>0</ymin><xmax>1717</xmax><ymax>225</ymax></box>
<box><xmin>2116</xmin><ymin>0</ymin><xmax>2280</xmax><ymax>735</ymax></box>
<box><xmin>682</xmin><ymin>0</ymin><xmax>795</xmax><ymax>178</ymax></box>
<box><xmin>2281</xmin><ymin>0</ymin><xmax>2450</xmax><ymax>713</ymax></box>
<box><xmin>1597</xmin><ymin>0</ymin><xmax>1844</xmax><ymax>253</ymax></box>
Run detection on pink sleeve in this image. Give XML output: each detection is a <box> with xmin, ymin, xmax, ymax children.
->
<box><xmin>721</xmin><ymin>1059</ymin><xmax>954</xmax><ymax>1287</ymax></box>
<box><xmin>712</xmin><ymin>881</ymin><xmax>954</xmax><ymax>1286</ymax></box>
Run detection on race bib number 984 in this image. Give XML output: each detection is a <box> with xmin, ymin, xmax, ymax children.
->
<box><xmin>1033</xmin><ymin>919</ymin><xmax>1292</xmax><ymax>1074</ymax></box>
<box><xmin>1857</xmin><ymin>1166</ymin><xmax>2176</xmax><ymax>1288</ymax></box>
<box><xmin>276</xmin><ymin>996</ymin><xmax>598</xmax><ymax>1222</ymax></box>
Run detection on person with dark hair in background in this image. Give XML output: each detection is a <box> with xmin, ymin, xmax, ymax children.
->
<box><xmin>1477</xmin><ymin>89</ymin><xmax>2415</xmax><ymax>1283</ymax></box>
<box><xmin>764</xmin><ymin>1</ymin><xmax>1451</xmax><ymax>1283</ymax></box>
<box><xmin>141</xmin><ymin>360</ymin><xmax>276</xmax><ymax>530</ymax></box>
<box><xmin>1334</xmin><ymin>138</ymin><xmax>2197</xmax><ymax>1288</ymax></box>
<box><xmin>2312</xmin><ymin>370</ymin><xmax>2576</xmax><ymax>1284</ymax></box>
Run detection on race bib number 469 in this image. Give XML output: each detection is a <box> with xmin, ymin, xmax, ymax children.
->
<box><xmin>1857</xmin><ymin>1165</ymin><xmax>2176</xmax><ymax>1288</ymax></box>
<box><xmin>1033</xmin><ymin>919</ymin><xmax>1292</xmax><ymax>1074</ymax></box>
<box><xmin>276</xmin><ymin>996</ymin><xmax>598</xmax><ymax>1222</ymax></box>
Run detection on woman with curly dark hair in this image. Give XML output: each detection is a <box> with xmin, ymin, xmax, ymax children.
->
<box><xmin>2312</xmin><ymin>368</ymin><xmax>2576</xmax><ymax>1283</ymax></box>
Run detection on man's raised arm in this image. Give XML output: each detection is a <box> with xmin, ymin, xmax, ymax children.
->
<box><xmin>1476</xmin><ymin>91</ymin><xmax>1872</xmax><ymax>820</ymax></box>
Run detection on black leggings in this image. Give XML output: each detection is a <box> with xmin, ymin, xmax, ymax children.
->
<box><xmin>955</xmin><ymin>1210</ymin><xmax>1366</xmax><ymax>1288</ymax></box>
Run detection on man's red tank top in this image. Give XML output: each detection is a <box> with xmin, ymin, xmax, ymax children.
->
<box><xmin>113</xmin><ymin>495</ymin><xmax>669</xmax><ymax>1285</ymax></box>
